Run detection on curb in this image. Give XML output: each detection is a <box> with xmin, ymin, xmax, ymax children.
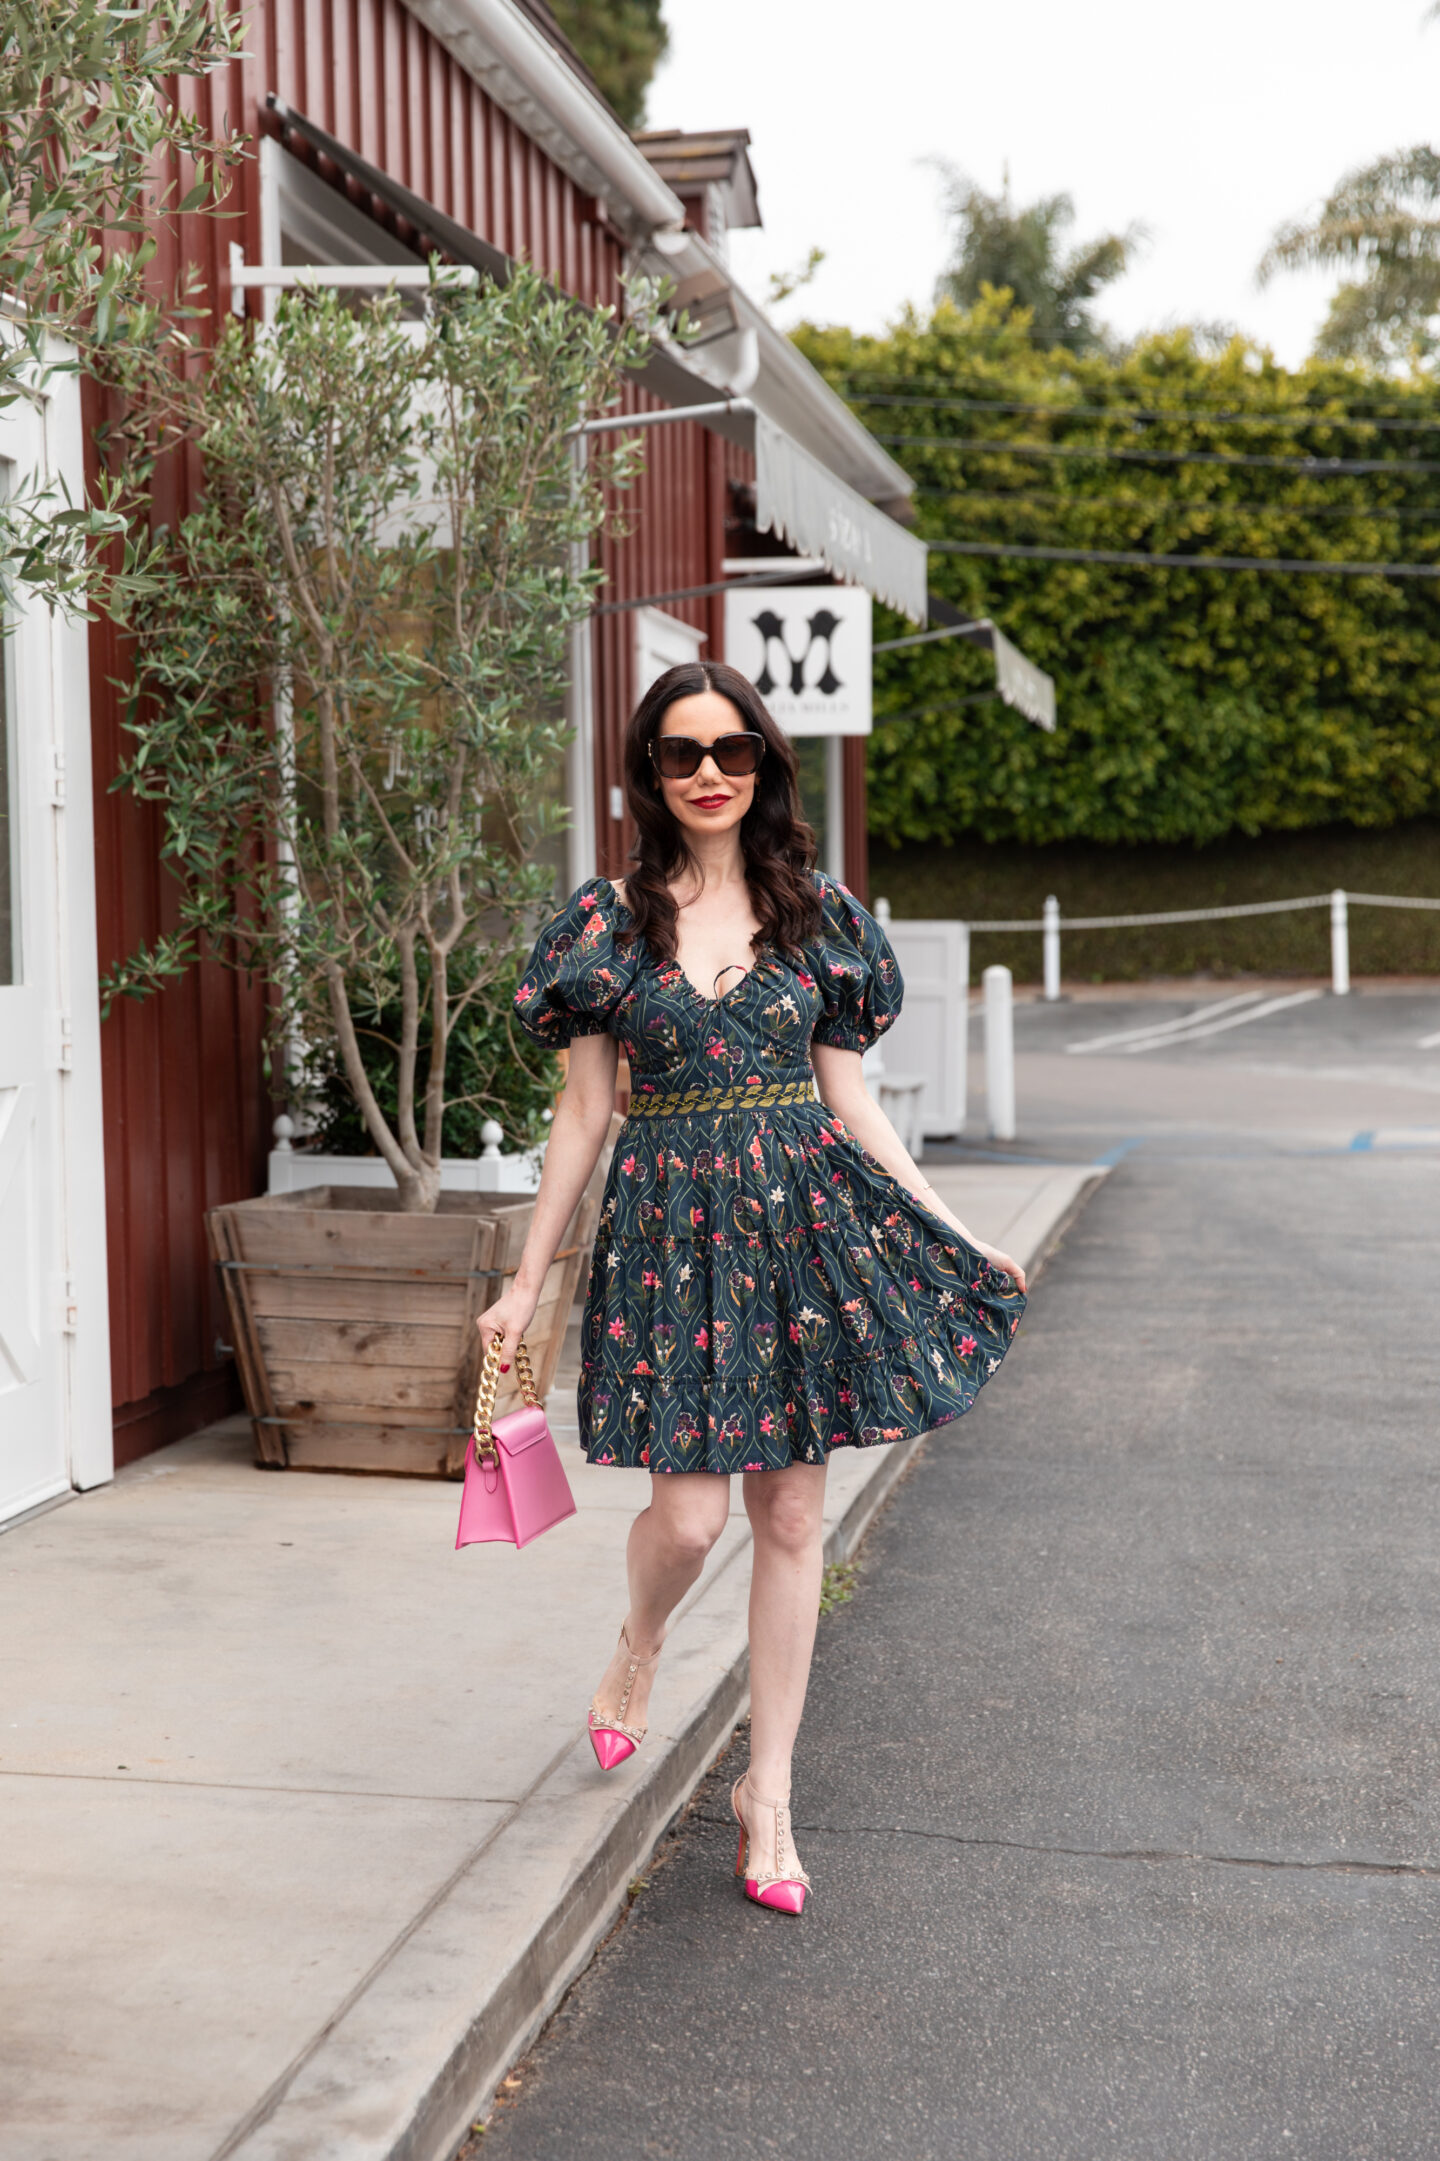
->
<box><xmin>226</xmin><ymin>1163</ymin><xmax>1108</xmax><ymax>2161</ymax></box>
<box><xmin>414</xmin><ymin>1467</ymin><xmax>901</xmax><ymax>2161</ymax></box>
<box><xmin>391</xmin><ymin>1641</ymin><xmax>755</xmax><ymax>2161</ymax></box>
<box><xmin>227</xmin><ymin>1430</ymin><xmax>921</xmax><ymax>2161</ymax></box>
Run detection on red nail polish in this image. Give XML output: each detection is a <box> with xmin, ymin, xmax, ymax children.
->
<box><xmin>500</xmin><ymin>1362</ymin><xmax>510</xmax><ymax>1372</ymax></box>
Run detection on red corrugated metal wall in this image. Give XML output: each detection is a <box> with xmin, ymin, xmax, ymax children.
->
<box><xmin>593</xmin><ymin>399</ymin><xmax>745</xmax><ymax>879</ymax></box>
<box><xmin>260</xmin><ymin>1</ymin><xmax>621</xmax><ymax>309</ymax></box>
<box><xmin>89</xmin><ymin>45</ymin><xmax>269</xmax><ymax>1463</ymax></box>
<box><xmin>97</xmin><ymin>0</ymin><xmax>754</xmax><ymax>1458</ymax></box>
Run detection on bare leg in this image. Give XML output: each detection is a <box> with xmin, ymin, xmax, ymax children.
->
<box><xmin>591</xmin><ymin>1471</ymin><xmax>731</xmax><ymax>1732</ymax></box>
<box><xmin>740</xmin><ymin>1461</ymin><xmax>828</xmax><ymax>1877</ymax></box>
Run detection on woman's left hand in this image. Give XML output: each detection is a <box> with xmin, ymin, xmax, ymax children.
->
<box><xmin>918</xmin><ymin>1189</ymin><xmax>1028</xmax><ymax>1294</ymax></box>
<box><xmin>974</xmin><ymin>1240</ymin><xmax>1027</xmax><ymax>1295</ymax></box>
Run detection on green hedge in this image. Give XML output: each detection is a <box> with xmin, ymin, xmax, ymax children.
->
<box><xmin>870</xmin><ymin>820</ymin><xmax>1440</xmax><ymax>982</ymax></box>
<box><xmin>795</xmin><ymin>298</ymin><xmax>1440</xmax><ymax>850</ymax></box>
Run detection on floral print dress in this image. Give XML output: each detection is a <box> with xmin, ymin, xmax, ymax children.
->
<box><xmin>514</xmin><ymin>873</ymin><xmax>1025</xmax><ymax>1474</ymax></box>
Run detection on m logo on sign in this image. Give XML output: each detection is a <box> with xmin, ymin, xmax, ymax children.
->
<box><xmin>722</xmin><ymin>584</ymin><xmax>872</xmax><ymax>737</ymax></box>
<box><xmin>752</xmin><ymin>607</ymin><xmax>844</xmax><ymax>698</ymax></box>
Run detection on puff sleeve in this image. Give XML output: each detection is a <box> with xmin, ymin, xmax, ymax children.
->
<box><xmin>810</xmin><ymin>874</ymin><xmax>904</xmax><ymax>1052</ymax></box>
<box><xmin>513</xmin><ymin>882</ymin><xmax>635</xmax><ymax>1047</ymax></box>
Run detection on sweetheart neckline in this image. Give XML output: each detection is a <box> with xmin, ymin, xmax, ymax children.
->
<box><xmin>673</xmin><ymin>960</ymin><xmax>755</xmax><ymax>1011</ymax></box>
<box><xmin>589</xmin><ymin>877</ymin><xmax>763</xmax><ymax>1012</ymax></box>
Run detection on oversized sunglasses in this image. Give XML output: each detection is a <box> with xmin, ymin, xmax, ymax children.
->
<box><xmin>649</xmin><ymin>731</ymin><xmax>766</xmax><ymax>781</ymax></box>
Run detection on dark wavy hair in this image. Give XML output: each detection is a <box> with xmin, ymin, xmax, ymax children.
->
<box><xmin>621</xmin><ymin>660</ymin><xmax>821</xmax><ymax>964</ymax></box>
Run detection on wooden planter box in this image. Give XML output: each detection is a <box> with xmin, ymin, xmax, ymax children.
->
<box><xmin>207</xmin><ymin>1178</ymin><xmax>598</xmax><ymax>1477</ymax></box>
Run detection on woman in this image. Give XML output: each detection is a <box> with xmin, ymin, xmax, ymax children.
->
<box><xmin>479</xmin><ymin>660</ymin><xmax>1027</xmax><ymax>1917</ymax></box>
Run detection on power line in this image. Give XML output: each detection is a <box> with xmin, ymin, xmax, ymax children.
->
<box><xmin>926</xmin><ymin>538</ymin><xmax>1440</xmax><ymax>577</ymax></box>
<box><xmin>911</xmin><ymin>486</ymin><xmax>1440</xmax><ymax>522</ymax></box>
<box><xmin>592</xmin><ymin>566</ymin><xmax>818</xmax><ymax>616</ymax></box>
<box><xmin>873</xmin><ymin>692</ymin><xmax>1000</xmax><ymax>725</ymax></box>
<box><xmin>836</xmin><ymin>377</ymin><xmax>1440</xmax><ymax>432</ymax></box>
<box><xmin>873</xmin><ymin>619</ymin><xmax>990</xmax><ymax>655</ymax></box>
<box><xmin>876</xmin><ymin>433</ymin><xmax>1440</xmax><ymax>475</ymax></box>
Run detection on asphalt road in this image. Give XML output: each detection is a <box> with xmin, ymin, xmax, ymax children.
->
<box><xmin>474</xmin><ymin>1014</ymin><xmax>1440</xmax><ymax>2161</ymax></box>
<box><xmin>929</xmin><ymin>982</ymin><xmax>1440</xmax><ymax>1170</ymax></box>
<box><xmin>1014</xmin><ymin>980</ymin><xmax>1440</xmax><ymax>1100</ymax></box>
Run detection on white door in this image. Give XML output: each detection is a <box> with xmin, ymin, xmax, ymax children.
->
<box><xmin>0</xmin><ymin>367</ymin><xmax>111</xmax><ymax>1523</ymax></box>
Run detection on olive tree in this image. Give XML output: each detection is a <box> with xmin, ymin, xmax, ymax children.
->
<box><xmin>107</xmin><ymin>266</ymin><xmax>646</xmax><ymax>1210</ymax></box>
<box><xmin>0</xmin><ymin>0</ymin><xmax>243</xmax><ymax>607</ymax></box>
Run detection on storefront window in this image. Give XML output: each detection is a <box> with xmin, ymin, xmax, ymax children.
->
<box><xmin>790</xmin><ymin>734</ymin><xmax>828</xmax><ymax>869</ymax></box>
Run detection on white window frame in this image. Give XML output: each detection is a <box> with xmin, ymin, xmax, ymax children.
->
<box><xmin>633</xmin><ymin>604</ymin><xmax>706</xmax><ymax>702</ymax></box>
<box><xmin>257</xmin><ymin>139</ymin><xmax>423</xmax><ymax>323</ymax></box>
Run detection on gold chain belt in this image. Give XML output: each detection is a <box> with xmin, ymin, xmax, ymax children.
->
<box><xmin>626</xmin><ymin>1076</ymin><xmax>818</xmax><ymax>1120</ymax></box>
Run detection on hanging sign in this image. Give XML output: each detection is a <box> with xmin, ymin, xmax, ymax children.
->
<box><xmin>723</xmin><ymin>584</ymin><xmax>872</xmax><ymax>736</ymax></box>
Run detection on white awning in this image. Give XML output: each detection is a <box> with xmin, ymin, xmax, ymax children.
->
<box><xmin>872</xmin><ymin>610</ymin><xmax>1058</xmax><ymax>730</ymax></box>
<box><xmin>989</xmin><ymin>623</ymin><xmax>1057</xmax><ymax>731</ymax></box>
<box><xmin>754</xmin><ymin>416</ymin><xmax>928</xmax><ymax>624</ymax></box>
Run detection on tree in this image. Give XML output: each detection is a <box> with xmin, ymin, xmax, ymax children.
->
<box><xmin>0</xmin><ymin>0</ymin><xmax>244</xmax><ymax>610</ymax></box>
<box><xmin>767</xmin><ymin>245</ymin><xmax>826</xmax><ymax>311</ymax></box>
<box><xmin>794</xmin><ymin>294</ymin><xmax>1440</xmax><ymax>851</ymax></box>
<box><xmin>931</xmin><ymin>162</ymin><xmax>1142</xmax><ymax>356</ymax></box>
<box><xmin>546</xmin><ymin>0</ymin><xmax>669</xmax><ymax>130</ymax></box>
<box><xmin>1260</xmin><ymin>148</ymin><xmax>1440</xmax><ymax>366</ymax></box>
<box><xmin>106</xmin><ymin>269</ymin><xmax>647</xmax><ymax>1211</ymax></box>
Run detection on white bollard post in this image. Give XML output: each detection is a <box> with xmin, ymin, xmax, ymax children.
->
<box><xmin>1330</xmin><ymin>888</ymin><xmax>1350</xmax><ymax>997</ymax></box>
<box><xmin>874</xmin><ymin>895</ymin><xmax>892</xmax><ymax>929</ymax></box>
<box><xmin>957</xmin><ymin>919</ymin><xmax>970</xmax><ymax>1134</ymax></box>
<box><xmin>1042</xmin><ymin>894</ymin><xmax>1061</xmax><ymax>1003</ymax></box>
<box><xmin>983</xmin><ymin>964</ymin><xmax>1016</xmax><ymax>1142</ymax></box>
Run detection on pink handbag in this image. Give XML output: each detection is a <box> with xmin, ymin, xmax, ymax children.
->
<box><xmin>455</xmin><ymin>1332</ymin><xmax>577</xmax><ymax>1551</ymax></box>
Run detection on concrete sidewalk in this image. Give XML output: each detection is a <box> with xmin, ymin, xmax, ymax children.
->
<box><xmin>0</xmin><ymin>1159</ymin><xmax>1102</xmax><ymax>2161</ymax></box>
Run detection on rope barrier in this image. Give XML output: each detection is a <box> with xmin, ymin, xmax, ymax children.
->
<box><xmin>1347</xmin><ymin>892</ymin><xmax>1440</xmax><ymax>910</ymax></box>
<box><xmin>966</xmin><ymin>893</ymin><xmax>1440</xmax><ymax>933</ymax></box>
<box><xmin>874</xmin><ymin>887</ymin><xmax>1440</xmax><ymax>1096</ymax></box>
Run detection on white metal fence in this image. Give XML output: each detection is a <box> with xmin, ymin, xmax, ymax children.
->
<box><xmin>875</xmin><ymin>887</ymin><xmax>1440</xmax><ymax>1144</ymax></box>
<box><xmin>965</xmin><ymin>889</ymin><xmax>1440</xmax><ymax>1000</ymax></box>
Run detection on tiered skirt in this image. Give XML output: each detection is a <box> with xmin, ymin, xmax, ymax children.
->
<box><xmin>577</xmin><ymin>1099</ymin><xmax>1026</xmax><ymax>1473</ymax></box>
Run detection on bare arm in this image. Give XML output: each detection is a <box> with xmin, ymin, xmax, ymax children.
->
<box><xmin>476</xmin><ymin>1030</ymin><xmax>620</xmax><ymax>1356</ymax></box>
<box><xmin>811</xmin><ymin>1043</ymin><xmax>1028</xmax><ymax>1293</ymax></box>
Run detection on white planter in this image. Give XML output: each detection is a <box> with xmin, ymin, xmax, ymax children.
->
<box><xmin>267</xmin><ymin>1147</ymin><xmax>543</xmax><ymax>1197</ymax></box>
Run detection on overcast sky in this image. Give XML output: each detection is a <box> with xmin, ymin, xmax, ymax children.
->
<box><xmin>647</xmin><ymin>0</ymin><xmax>1440</xmax><ymax>366</ymax></box>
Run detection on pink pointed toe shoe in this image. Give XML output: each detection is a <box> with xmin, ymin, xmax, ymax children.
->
<box><xmin>587</xmin><ymin>1625</ymin><xmax>662</xmax><ymax>1771</ymax></box>
<box><xmin>731</xmin><ymin>1775</ymin><xmax>812</xmax><ymax>1915</ymax></box>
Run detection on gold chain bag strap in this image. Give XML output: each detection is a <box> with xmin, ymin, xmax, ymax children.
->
<box><xmin>471</xmin><ymin>1331</ymin><xmax>539</xmax><ymax>1472</ymax></box>
<box><xmin>455</xmin><ymin>1329</ymin><xmax>577</xmax><ymax>1551</ymax></box>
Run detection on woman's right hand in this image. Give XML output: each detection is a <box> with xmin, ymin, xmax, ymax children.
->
<box><xmin>476</xmin><ymin>1282</ymin><xmax>540</xmax><ymax>1364</ymax></box>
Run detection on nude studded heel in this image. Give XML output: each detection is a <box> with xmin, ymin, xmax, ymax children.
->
<box><xmin>731</xmin><ymin>1774</ymin><xmax>812</xmax><ymax>1916</ymax></box>
<box><xmin>587</xmin><ymin>1625</ymin><xmax>662</xmax><ymax>1771</ymax></box>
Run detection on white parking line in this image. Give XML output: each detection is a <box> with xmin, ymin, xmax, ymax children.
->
<box><xmin>1064</xmin><ymin>992</ymin><xmax>1266</xmax><ymax>1056</ymax></box>
<box><xmin>1419</xmin><ymin>1029</ymin><xmax>1440</xmax><ymax>1050</ymax></box>
<box><xmin>1124</xmin><ymin>987</ymin><xmax>1324</xmax><ymax>1052</ymax></box>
